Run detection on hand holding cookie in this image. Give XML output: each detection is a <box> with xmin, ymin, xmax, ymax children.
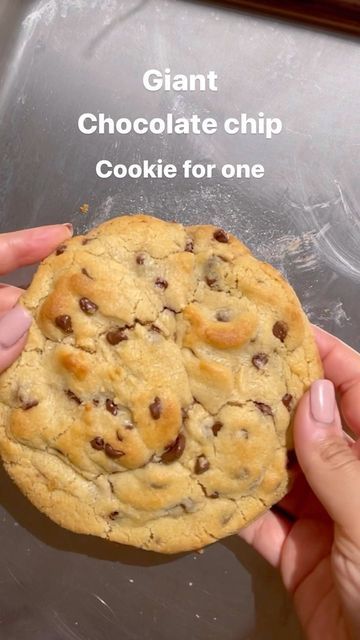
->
<box><xmin>0</xmin><ymin>214</ymin><xmax>321</xmax><ymax>553</ymax></box>
<box><xmin>0</xmin><ymin>224</ymin><xmax>73</xmax><ymax>372</ymax></box>
<box><xmin>240</xmin><ymin>327</ymin><xmax>360</xmax><ymax>640</ymax></box>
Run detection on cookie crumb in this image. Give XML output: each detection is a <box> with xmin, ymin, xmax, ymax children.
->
<box><xmin>79</xmin><ymin>203</ymin><xmax>89</xmax><ymax>214</ymax></box>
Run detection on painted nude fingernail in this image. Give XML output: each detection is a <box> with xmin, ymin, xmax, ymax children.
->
<box><xmin>63</xmin><ymin>223</ymin><xmax>73</xmax><ymax>235</ymax></box>
<box><xmin>0</xmin><ymin>305</ymin><xmax>32</xmax><ymax>349</ymax></box>
<box><xmin>310</xmin><ymin>380</ymin><xmax>336</xmax><ymax>424</ymax></box>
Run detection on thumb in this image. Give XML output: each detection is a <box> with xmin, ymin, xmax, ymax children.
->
<box><xmin>294</xmin><ymin>380</ymin><xmax>360</xmax><ymax>542</ymax></box>
<box><xmin>0</xmin><ymin>304</ymin><xmax>32</xmax><ymax>373</ymax></box>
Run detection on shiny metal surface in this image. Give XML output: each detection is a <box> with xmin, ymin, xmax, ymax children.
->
<box><xmin>0</xmin><ymin>1</ymin><xmax>359</xmax><ymax>638</ymax></box>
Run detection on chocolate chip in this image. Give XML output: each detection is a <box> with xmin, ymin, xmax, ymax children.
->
<box><xmin>254</xmin><ymin>401</ymin><xmax>273</xmax><ymax>417</ymax></box>
<box><xmin>55</xmin><ymin>315</ymin><xmax>73</xmax><ymax>334</ymax></box>
<box><xmin>106</xmin><ymin>399</ymin><xmax>118</xmax><ymax>416</ymax></box>
<box><xmin>22</xmin><ymin>400</ymin><xmax>39</xmax><ymax>411</ymax></box>
<box><xmin>205</xmin><ymin>276</ymin><xmax>217</xmax><ymax>288</ymax></box>
<box><xmin>56</xmin><ymin>245</ymin><xmax>67</xmax><ymax>255</ymax></box>
<box><xmin>161</xmin><ymin>433</ymin><xmax>186</xmax><ymax>464</ymax></box>
<box><xmin>124</xmin><ymin>422</ymin><xmax>134</xmax><ymax>430</ymax></box>
<box><xmin>149</xmin><ymin>396</ymin><xmax>162</xmax><ymax>420</ymax></box>
<box><xmin>65</xmin><ymin>389</ymin><xmax>81</xmax><ymax>404</ymax></box>
<box><xmin>91</xmin><ymin>437</ymin><xmax>104</xmax><ymax>450</ymax></box>
<box><xmin>93</xmin><ymin>399</ymin><xmax>99</xmax><ymax>406</ymax></box>
<box><xmin>213</xmin><ymin>229</ymin><xmax>229</xmax><ymax>243</ymax></box>
<box><xmin>252</xmin><ymin>353</ymin><xmax>269</xmax><ymax>369</ymax></box>
<box><xmin>273</xmin><ymin>321</ymin><xmax>288</xmax><ymax>342</ymax></box>
<box><xmin>116</xmin><ymin>430</ymin><xmax>123</xmax><ymax>442</ymax></box>
<box><xmin>212</xmin><ymin>421</ymin><xmax>223</xmax><ymax>436</ymax></box>
<box><xmin>185</xmin><ymin>239</ymin><xmax>194</xmax><ymax>252</ymax></box>
<box><xmin>79</xmin><ymin>297</ymin><xmax>98</xmax><ymax>315</ymax></box>
<box><xmin>109</xmin><ymin>511</ymin><xmax>120</xmax><ymax>520</ymax></box>
<box><xmin>216</xmin><ymin>309</ymin><xmax>230</xmax><ymax>322</ymax></box>
<box><xmin>136</xmin><ymin>253</ymin><xmax>145</xmax><ymax>265</ymax></box>
<box><xmin>155</xmin><ymin>277</ymin><xmax>168</xmax><ymax>290</ymax></box>
<box><xmin>106</xmin><ymin>328</ymin><xmax>128</xmax><ymax>345</ymax></box>
<box><xmin>104</xmin><ymin>443</ymin><xmax>124</xmax><ymax>459</ymax></box>
<box><xmin>282</xmin><ymin>393</ymin><xmax>293</xmax><ymax>411</ymax></box>
<box><xmin>195</xmin><ymin>455</ymin><xmax>210</xmax><ymax>474</ymax></box>
<box><xmin>81</xmin><ymin>268</ymin><xmax>94</xmax><ymax>279</ymax></box>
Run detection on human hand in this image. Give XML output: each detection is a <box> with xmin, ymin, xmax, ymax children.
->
<box><xmin>0</xmin><ymin>224</ymin><xmax>73</xmax><ymax>372</ymax></box>
<box><xmin>239</xmin><ymin>326</ymin><xmax>360</xmax><ymax>640</ymax></box>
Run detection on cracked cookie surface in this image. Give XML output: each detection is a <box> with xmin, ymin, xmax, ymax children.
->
<box><xmin>0</xmin><ymin>214</ymin><xmax>322</xmax><ymax>553</ymax></box>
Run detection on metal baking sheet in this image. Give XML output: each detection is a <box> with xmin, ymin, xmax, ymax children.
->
<box><xmin>0</xmin><ymin>1</ymin><xmax>359</xmax><ymax>639</ymax></box>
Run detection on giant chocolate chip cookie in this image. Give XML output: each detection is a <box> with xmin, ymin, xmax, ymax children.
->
<box><xmin>0</xmin><ymin>215</ymin><xmax>322</xmax><ymax>553</ymax></box>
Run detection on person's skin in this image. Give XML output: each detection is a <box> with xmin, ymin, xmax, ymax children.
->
<box><xmin>0</xmin><ymin>224</ymin><xmax>73</xmax><ymax>372</ymax></box>
<box><xmin>1</xmin><ymin>225</ymin><xmax>359</xmax><ymax>639</ymax></box>
<box><xmin>240</xmin><ymin>326</ymin><xmax>360</xmax><ymax>640</ymax></box>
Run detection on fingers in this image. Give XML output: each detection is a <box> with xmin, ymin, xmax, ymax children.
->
<box><xmin>313</xmin><ymin>326</ymin><xmax>360</xmax><ymax>435</ymax></box>
<box><xmin>294</xmin><ymin>380</ymin><xmax>360</xmax><ymax>545</ymax></box>
<box><xmin>239</xmin><ymin>509</ymin><xmax>292</xmax><ymax>568</ymax></box>
<box><xmin>0</xmin><ymin>224</ymin><xmax>73</xmax><ymax>275</ymax></box>
<box><xmin>277</xmin><ymin>469</ymin><xmax>329</xmax><ymax>521</ymax></box>
<box><xmin>0</xmin><ymin>304</ymin><xmax>32</xmax><ymax>373</ymax></box>
<box><xmin>281</xmin><ymin>518</ymin><xmax>332</xmax><ymax>595</ymax></box>
<box><xmin>0</xmin><ymin>285</ymin><xmax>23</xmax><ymax>314</ymax></box>
<box><xmin>0</xmin><ymin>223</ymin><xmax>73</xmax><ymax>370</ymax></box>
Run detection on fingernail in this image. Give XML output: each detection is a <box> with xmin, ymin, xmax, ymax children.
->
<box><xmin>63</xmin><ymin>223</ymin><xmax>73</xmax><ymax>235</ymax></box>
<box><xmin>0</xmin><ymin>305</ymin><xmax>32</xmax><ymax>349</ymax></box>
<box><xmin>310</xmin><ymin>380</ymin><xmax>335</xmax><ymax>424</ymax></box>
